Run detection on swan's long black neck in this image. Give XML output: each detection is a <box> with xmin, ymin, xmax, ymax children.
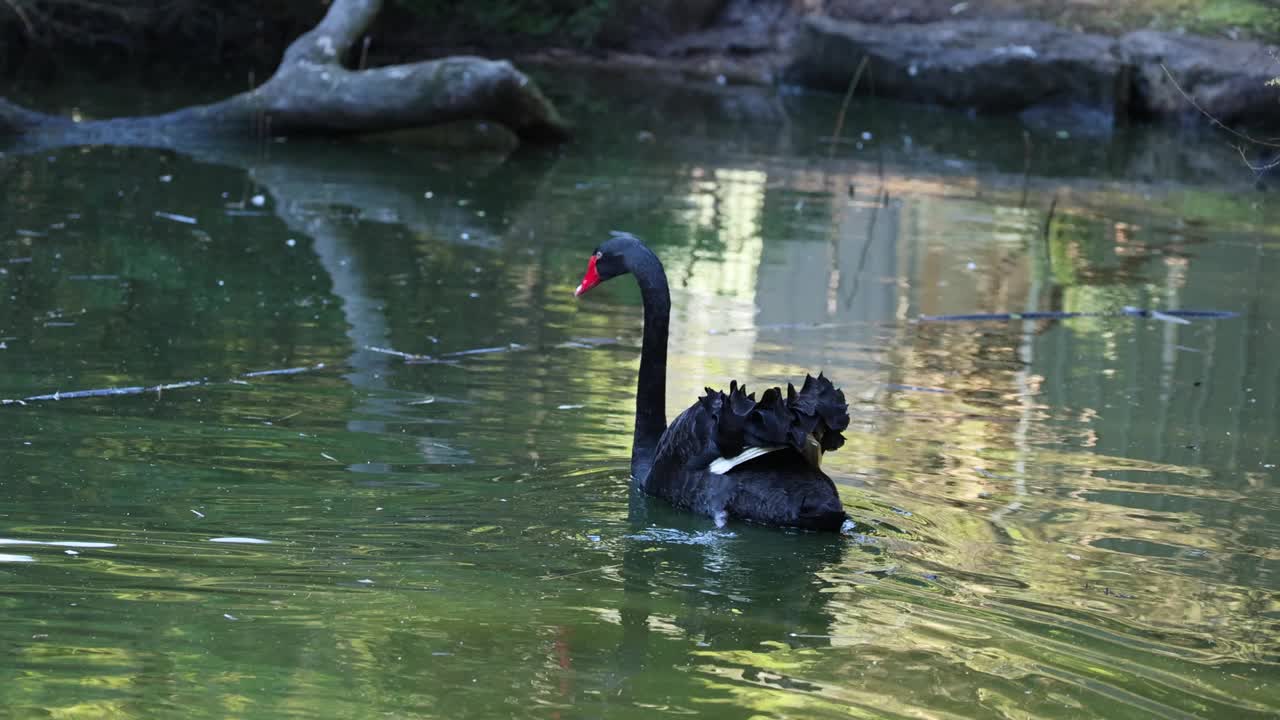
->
<box><xmin>626</xmin><ymin>245</ymin><xmax>669</xmax><ymax>480</ymax></box>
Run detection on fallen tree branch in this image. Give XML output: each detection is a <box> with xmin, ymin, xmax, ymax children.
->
<box><xmin>282</xmin><ymin>0</ymin><xmax>382</xmax><ymax>66</ymax></box>
<box><xmin>0</xmin><ymin>0</ymin><xmax>570</xmax><ymax>145</ymax></box>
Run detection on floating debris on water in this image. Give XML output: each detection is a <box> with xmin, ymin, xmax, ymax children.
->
<box><xmin>242</xmin><ymin>364</ymin><xmax>324</xmax><ymax>378</ymax></box>
<box><xmin>0</xmin><ymin>538</ymin><xmax>116</xmax><ymax>548</ymax></box>
<box><xmin>920</xmin><ymin>308</ymin><xmax>1239</xmax><ymax>323</ymax></box>
<box><xmin>555</xmin><ymin>337</ymin><xmax>619</xmax><ymax>349</ymax></box>
<box><xmin>1141</xmin><ymin>308</ymin><xmax>1192</xmax><ymax>325</ymax></box>
<box><xmin>154</xmin><ymin>211</ymin><xmax>197</xmax><ymax>224</ymax></box>
<box><xmin>365</xmin><ymin>345</ymin><xmax>433</xmax><ymax>361</ymax></box>
<box><xmin>441</xmin><ymin>343</ymin><xmax>526</xmax><ymax>358</ymax></box>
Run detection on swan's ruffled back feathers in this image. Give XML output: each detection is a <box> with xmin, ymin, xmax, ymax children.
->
<box><xmin>793</xmin><ymin>372</ymin><xmax>850</xmax><ymax>452</ymax></box>
<box><xmin>652</xmin><ymin>373</ymin><xmax>849</xmax><ymax>480</ymax></box>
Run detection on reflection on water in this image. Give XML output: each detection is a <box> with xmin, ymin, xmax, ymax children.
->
<box><xmin>0</xmin><ymin>76</ymin><xmax>1277</xmax><ymax>719</ymax></box>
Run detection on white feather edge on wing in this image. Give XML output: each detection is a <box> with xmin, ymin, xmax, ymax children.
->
<box><xmin>707</xmin><ymin>434</ymin><xmax>825</xmax><ymax>475</ymax></box>
<box><xmin>708</xmin><ymin>446</ymin><xmax>783</xmax><ymax>475</ymax></box>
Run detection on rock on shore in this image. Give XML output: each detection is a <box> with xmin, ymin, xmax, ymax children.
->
<box><xmin>785</xmin><ymin>15</ymin><xmax>1279</xmax><ymax>126</ymax></box>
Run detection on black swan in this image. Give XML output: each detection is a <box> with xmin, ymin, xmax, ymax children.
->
<box><xmin>574</xmin><ymin>232</ymin><xmax>850</xmax><ymax>531</ymax></box>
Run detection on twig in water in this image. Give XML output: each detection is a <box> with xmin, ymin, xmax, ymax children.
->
<box><xmin>441</xmin><ymin>343</ymin><xmax>527</xmax><ymax>358</ymax></box>
<box><xmin>828</xmin><ymin>55</ymin><xmax>870</xmax><ymax>157</ymax></box>
<box><xmin>1160</xmin><ymin>63</ymin><xmax>1280</xmax><ymax>149</ymax></box>
<box><xmin>1020</xmin><ymin>130</ymin><xmax>1033</xmax><ymax>208</ymax></box>
<box><xmin>918</xmin><ymin>309</ymin><xmax>1238</xmax><ymax>322</ymax></box>
<box><xmin>1041</xmin><ymin>192</ymin><xmax>1058</xmax><ymax>252</ymax></box>
<box><xmin>364</xmin><ymin>345</ymin><xmax>430</xmax><ymax>360</ymax></box>
<box><xmin>1235</xmin><ymin>144</ymin><xmax>1280</xmax><ymax>173</ymax></box>
<box><xmin>540</xmin><ymin>563</ymin><xmax>622</xmax><ymax>581</ymax></box>
<box><xmin>22</xmin><ymin>380</ymin><xmax>206</xmax><ymax>402</ymax></box>
<box><xmin>841</xmin><ymin>187</ymin><xmax>888</xmax><ymax>311</ymax></box>
<box><xmin>2</xmin><ymin>365</ymin><xmax>327</xmax><ymax>406</ymax></box>
<box><xmin>242</xmin><ymin>364</ymin><xmax>324</xmax><ymax>378</ymax></box>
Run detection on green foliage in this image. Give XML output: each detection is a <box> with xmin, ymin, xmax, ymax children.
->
<box><xmin>395</xmin><ymin>0</ymin><xmax>614</xmax><ymax>47</ymax></box>
<box><xmin>1188</xmin><ymin>0</ymin><xmax>1280</xmax><ymax>38</ymax></box>
<box><xmin>986</xmin><ymin>0</ymin><xmax>1280</xmax><ymax>42</ymax></box>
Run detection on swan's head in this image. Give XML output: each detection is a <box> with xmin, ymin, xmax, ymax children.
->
<box><xmin>574</xmin><ymin>231</ymin><xmax>644</xmax><ymax>297</ymax></box>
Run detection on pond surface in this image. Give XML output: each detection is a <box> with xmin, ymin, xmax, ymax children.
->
<box><xmin>0</xmin><ymin>74</ymin><xmax>1277</xmax><ymax>719</ymax></box>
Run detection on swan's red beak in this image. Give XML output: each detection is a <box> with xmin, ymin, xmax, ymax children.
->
<box><xmin>575</xmin><ymin>255</ymin><xmax>602</xmax><ymax>297</ymax></box>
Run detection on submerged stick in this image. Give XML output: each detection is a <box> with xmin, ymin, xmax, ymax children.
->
<box><xmin>2</xmin><ymin>364</ymin><xmax>327</xmax><ymax>406</ymax></box>
<box><xmin>540</xmin><ymin>563</ymin><xmax>622</xmax><ymax>581</ymax></box>
<box><xmin>6</xmin><ymin>335</ymin><xmax>615</xmax><ymax>406</ymax></box>
<box><xmin>918</xmin><ymin>309</ymin><xmax>1239</xmax><ymax>323</ymax></box>
<box><xmin>827</xmin><ymin>55</ymin><xmax>870</xmax><ymax>157</ymax></box>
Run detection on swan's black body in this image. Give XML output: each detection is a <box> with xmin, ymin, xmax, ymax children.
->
<box><xmin>576</xmin><ymin>232</ymin><xmax>849</xmax><ymax>531</ymax></box>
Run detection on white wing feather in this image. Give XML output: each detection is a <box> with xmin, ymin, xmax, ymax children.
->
<box><xmin>707</xmin><ymin>433</ymin><xmax>826</xmax><ymax>475</ymax></box>
<box><xmin>708</xmin><ymin>446</ymin><xmax>784</xmax><ymax>475</ymax></box>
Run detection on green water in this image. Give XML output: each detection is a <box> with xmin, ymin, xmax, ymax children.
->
<box><xmin>0</xmin><ymin>77</ymin><xmax>1277</xmax><ymax>719</ymax></box>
